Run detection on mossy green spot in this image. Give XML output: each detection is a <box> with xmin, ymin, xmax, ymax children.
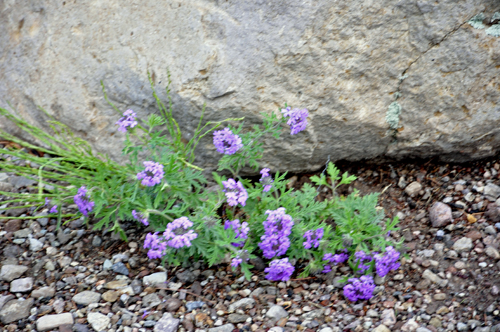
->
<box><xmin>468</xmin><ymin>13</ymin><xmax>485</xmax><ymax>29</ymax></box>
<box><xmin>386</xmin><ymin>102</ymin><xmax>401</xmax><ymax>130</ymax></box>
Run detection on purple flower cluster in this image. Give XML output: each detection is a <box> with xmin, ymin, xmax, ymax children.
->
<box><xmin>222</xmin><ymin>179</ymin><xmax>248</xmax><ymax>207</ymax></box>
<box><xmin>74</xmin><ymin>186</ymin><xmax>95</xmax><ymax>217</ymax></box>
<box><xmin>322</xmin><ymin>250</ymin><xmax>349</xmax><ymax>273</ymax></box>
<box><xmin>163</xmin><ymin>217</ymin><xmax>198</xmax><ymax>249</ymax></box>
<box><xmin>259</xmin><ymin>168</ymin><xmax>273</xmax><ymax>192</ymax></box>
<box><xmin>224</xmin><ymin>219</ymin><xmax>249</xmax><ymax>247</ymax></box>
<box><xmin>132</xmin><ymin>210</ymin><xmax>149</xmax><ymax>226</ymax></box>
<box><xmin>281</xmin><ymin>107</ymin><xmax>309</xmax><ymax>135</ymax></box>
<box><xmin>137</xmin><ymin>161</ymin><xmax>164</xmax><ymax>187</ymax></box>
<box><xmin>259</xmin><ymin>208</ymin><xmax>294</xmax><ymax>259</ymax></box>
<box><xmin>116</xmin><ymin>109</ymin><xmax>138</xmax><ymax>132</ymax></box>
<box><xmin>213</xmin><ymin>128</ymin><xmax>243</xmax><ymax>155</ymax></box>
<box><xmin>143</xmin><ymin>232</ymin><xmax>167</xmax><ymax>259</ymax></box>
<box><xmin>374</xmin><ymin>246</ymin><xmax>400</xmax><ymax>277</ymax></box>
<box><xmin>343</xmin><ymin>275</ymin><xmax>376</xmax><ymax>302</ymax></box>
<box><xmin>265</xmin><ymin>258</ymin><xmax>295</xmax><ymax>281</ymax></box>
<box><xmin>303</xmin><ymin>227</ymin><xmax>324</xmax><ymax>249</ymax></box>
<box><xmin>143</xmin><ymin>217</ymin><xmax>198</xmax><ymax>259</ymax></box>
<box><xmin>354</xmin><ymin>251</ymin><xmax>373</xmax><ymax>273</ymax></box>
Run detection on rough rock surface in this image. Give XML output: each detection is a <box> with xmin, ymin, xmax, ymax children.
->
<box><xmin>1</xmin><ymin>1</ymin><xmax>500</xmax><ymax>172</ymax></box>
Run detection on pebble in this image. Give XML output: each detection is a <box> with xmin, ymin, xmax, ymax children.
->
<box><xmin>228</xmin><ymin>298</ymin><xmax>255</xmax><ymax>312</ymax></box>
<box><xmin>485</xmin><ymin>246</ymin><xmax>500</xmax><ymax>259</ymax></box>
<box><xmin>380</xmin><ymin>309</ymin><xmax>396</xmax><ymax>326</ymax></box>
<box><xmin>266</xmin><ymin>305</ymin><xmax>289</xmax><ymax>320</ymax></box>
<box><xmin>429</xmin><ymin>202</ymin><xmax>453</xmax><ymax>227</ymax></box>
<box><xmin>453</xmin><ymin>237</ymin><xmax>473</xmax><ymax>252</ymax></box>
<box><xmin>405</xmin><ymin>181</ymin><xmax>422</xmax><ymax>196</ymax></box>
<box><xmin>185</xmin><ymin>301</ymin><xmax>205</xmax><ymax>312</ymax></box>
<box><xmin>422</xmin><ymin>269</ymin><xmax>448</xmax><ymax>287</ymax></box>
<box><xmin>154</xmin><ymin>312</ymin><xmax>180</xmax><ymax>332</ymax></box>
<box><xmin>87</xmin><ymin>312</ymin><xmax>110</xmax><ymax>331</ymax></box>
<box><xmin>0</xmin><ymin>298</ymin><xmax>34</xmax><ymax>324</ymax></box>
<box><xmin>143</xmin><ymin>272</ymin><xmax>167</xmax><ymax>286</ymax></box>
<box><xmin>373</xmin><ymin>325</ymin><xmax>391</xmax><ymax>332</ymax></box>
<box><xmin>31</xmin><ymin>286</ymin><xmax>55</xmax><ymax>299</ymax></box>
<box><xmin>164</xmin><ymin>298</ymin><xmax>182</xmax><ymax>312</ymax></box>
<box><xmin>0</xmin><ymin>265</ymin><xmax>28</xmax><ymax>282</ymax></box>
<box><xmin>111</xmin><ymin>262</ymin><xmax>129</xmax><ymax>275</ymax></box>
<box><xmin>36</xmin><ymin>313</ymin><xmax>74</xmax><ymax>331</ymax></box>
<box><xmin>72</xmin><ymin>291</ymin><xmax>101</xmax><ymax>305</ymax></box>
<box><xmin>10</xmin><ymin>277</ymin><xmax>33</xmax><ymax>292</ymax></box>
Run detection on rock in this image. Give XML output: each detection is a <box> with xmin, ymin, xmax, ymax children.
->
<box><xmin>0</xmin><ymin>265</ymin><xmax>28</xmax><ymax>281</ymax></box>
<box><xmin>4</xmin><ymin>220</ymin><xmax>22</xmax><ymax>232</ymax></box>
<box><xmin>92</xmin><ymin>235</ymin><xmax>102</xmax><ymax>247</ymax></box>
<box><xmin>104</xmin><ymin>279</ymin><xmax>129</xmax><ymax>289</ymax></box>
<box><xmin>10</xmin><ymin>277</ymin><xmax>33</xmax><ymax>292</ymax></box>
<box><xmin>373</xmin><ymin>325</ymin><xmax>391</xmax><ymax>332</ymax></box>
<box><xmin>176</xmin><ymin>270</ymin><xmax>197</xmax><ymax>284</ymax></box>
<box><xmin>0</xmin><ymin>298</ymin><xmax>34</xmax><ymax>324</ymax></box>
<box><xmin>405</xmin><ymin>181</ymin><xmax>422</xmax><ymax>197</ymax></box>
<box><xmin>87</xmin><ymin>312</ymin><xmax>110</xmax><ymax>331</ymax></box>
<box><xmin>228</xmin><ymin>298</ymin><xmax>255</xmax><ymax>312</ymax></box>
<box><xmin>486</xmin><ymin>203</ymin><xmax>500</xmax><ymax>222</ymax></box>
<box><xmin>102</xmin><ymin>290</ymin><xmax>119</xmax><ymax>302</ymax></box>
<box><xmin>29</xmin><ymin>237</ymin><xmax>44</xmax><ymax>251</ymax></box>
<box><xmin>164</xmin><ymin>298</ymin><xmax>182</xmax><ymax>312</ymax></box>
<box><xmin>185</xmin><ymin>301</ymin><xmax>205</xmax><ymax>312</ymax></box>
<box><xmin>453</xmin><ymin>237</ymin><xmax>473</xmax><ymax>252</ymax></box>
<box><xmin>266</xmin><ymin>305</ymin><xmax>288</xmax><ymax>320</ymax></box>
<box><xmin>2</xmin><ymin>2</ymin><xmax>500</xmax><ymax>171</ymax></box>
<box><xmin>0</xmin><ymin>295</ymin><xmax>15</xmax><ymax>311</ymax></box>
<box><xmin>143</xmin><ymin>293</ymin><xmax>162</xmax><ymax>307</ymax></box>
<box><xmin>484</xmin><ymin>183</ymin><xmax>500</xmax><ymax>201</ymax></box>
<box><xmin>485</xmin><ymin>246</ymin><xmax>500</xmax><ymax>259</ymax></box>
<box><xmin>400</xmin><ymin>318</ymin><xmax>419</xmax><ymax>331</ymax></box>
<box><xmin>429</xmin><ymin>202</ymin><xmax>452</xmax><ymax>227</ymax></box>
<box><xmin>380</xmin><ymin>309</ymin><xmax>396</xmax><ymax>326</ymax></box>
<box><xmin>208</xmin><ymin>324</ymin><xmax>236</xmax><ymax>332</ymax></box>
<box><xmin>72</xmin><ymin>291</ymin><xmax>101</xmax><ymax>305</ymax></box>
<box><xmin>422</xmin><ymin>269</ymin><xmax>448</xmax><ymax>287</ymax></box>
<box><xmin>111</xmin><ymin>262</ymin><xmax>129</xmax><ymax>275</ymax></box>
<box><xmin>155</xmin><ymin>312</ymin><xmax>180</xmax><ymax>332</ymax></box>
<box><xmin>227</xmin><ymin>313</ymin><xmax>249</xmax><ymax>323</ymax></box>
<box><xmin>143</xmin><ymin>272</ymin><xmax>167</xmax><ymax>286</ymax></box>
<box><xmin>36</xmin><ymin>313</ymin><xmax>74</xmax><ymax>331</ymax></box>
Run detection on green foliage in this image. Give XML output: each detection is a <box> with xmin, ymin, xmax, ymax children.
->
<box><xmin>0</xmin><ymin>76</ymin><xmax>401</xmax><ymax>283</ymax></box>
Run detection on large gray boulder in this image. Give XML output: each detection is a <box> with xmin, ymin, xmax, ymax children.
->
<box><xmin>1</xmin><ymin>1</ymin><xmax>499</xmax><ymax>172</ymax></box>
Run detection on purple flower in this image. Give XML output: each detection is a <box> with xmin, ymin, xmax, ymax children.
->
<box><xmin>343</xmin><ymin>275</ymin><xmax>375</xmax><ymax>302</ymax></box>
<box><xmin>116</xmin><ymin>109</ymin><xmax>138</xmax><ymax>132</ymax></box>
<box><xmin>137</xmin><ymin>161</ymin><xmax>164</xmax><ymax>187</ymax></box>
<box><xmin>74</xmin><ymin>186</ymin><xmax>95</xmax><ymax>217</ymax></box>
<box><xmin>163</xmin><ymin>217</ymin><xmax>198</xmax><ymax>249</ymax></box>
<box><xmin>259</xmin><ymin>233</ymin><xmax>291</xmax><ymax>259</ymax></box>
<box><xmin>303</xmin><ymin>228</ymin><xmax>324</xmax><ymax>249</ymax></box>
<box><xmin>224</xmin><ymin>219</ymin><xmax>249</xmax><ymax>247</ymax></box>
<box><xmin>322</xmin><ymin>250</ymin><xmax>349</xmax><ymax>273</ymax></box>
<box><xmin>231</xmin><ymin>257</ymin><xmax>243</xmax><ymax>268</ymax></box>
<box><xmin>354</xmin><ymin>251</ymin><xmax>373</xmax><ymax>273</ymax></box>
<box><xmin>281</xmin><ymin>107</ymin><xmax>309</xmax><ymax>135</ymax></box>
<box><xmin>143</xmin><ymin>232</ymin><xmax>168</xmax><ymax>259</ymax></box>
<box><xmin>374</xmin><ymin>246</ymin><xmax>400</xmax><ymax>277</ymax></box>
<box><xmin>264</xmin><ymin>258</ymin><xmax>295</xmax><ymax>281</ymax></box>
<box><xmin>44</xmin><ymin>197</ymin><xmax>50</xmax><ymax>206</ymax></box>
<box><xmin>213</xmin><ymin>128</ymin><xmax>243</xmax><ymax>155</ymax></box>
<box><xmin>49</xmin><ymin>205</ymin><xmax>58</xmax><ymax>214</ymax></box>
<box><xmin>259</xmin><ymin>208</ymin><xmax>294</xmax><ymax>259</ymax></box>
<box><xmin>259</xmin><ymin>168</ymin><xmax>273</xmax><ymax>192</ymax></box>
<box><xmin>142</xmin><ymin>311</ymin><xmax>149</xmax><ymax>319</ymax></box>
<box><xmin>222</xmin><ymin>178</ymin><xmax>248</xmax><ymax>207</ymax></box>
<box><xmin>132</xmin><ymin>210</ymin><xmax>149</xmax><ymax>226</ymax></box>
<box><xmin>262</xmin><ymin>208</ymin><xmax>294</xmax><ymax>237</ymax></box>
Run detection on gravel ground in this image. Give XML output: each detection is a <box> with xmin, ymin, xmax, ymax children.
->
<box><xmin>1</xmin><ymin>157</ymin><xmax>500</xmax><ymax>332</ymax></box>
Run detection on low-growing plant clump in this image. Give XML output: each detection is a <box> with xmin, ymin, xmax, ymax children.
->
<box><xmin>0</xmin><ymin>76</ymin><xmax>402</xmax><ymax>301</ymax></box>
